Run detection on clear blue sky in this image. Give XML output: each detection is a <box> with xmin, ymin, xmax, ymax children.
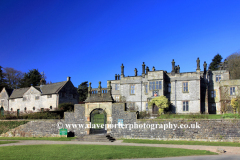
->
<box><xmin>1</xmin><ymin>0</ymin><xmax>240</xmax><ymax>88</ymax></box>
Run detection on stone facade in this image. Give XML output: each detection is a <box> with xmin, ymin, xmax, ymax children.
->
<box><xmin>108</xmin><ymin>58</ymin><xmax>237</xmax><ymax>114</ymax></box>
<box><xmin>0</xmin><ymin>88</ymin><xmax>13</xmax><ymax>111</ymax></box>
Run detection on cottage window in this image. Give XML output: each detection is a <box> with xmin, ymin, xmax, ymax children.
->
<box><xmin>50</xmin><ymin>106</ymin><xmax>52</xmax><ymax>109</ymax></box>
<box><xmin>216</xmin><ymin>75</ymin><xmax>221</xmax><ymax>82</ymax></box>
<box><xmin>115</xmin><ymin>84</ymin><xmax>120</xmax><ymax>90</ymax></box>
<box><xmin>23</xmin><ymin>97</ymin><xmax>26</xmax><ymax>101</ymax></box>
<box><xmin>24</xmin><ymin>107</ymin><xmax>27</xmax><ymax>112</ymax></box>
<box><xmin>47</xmin><ymin>95</ymin><xmax>52</xmax><ymax>98</ymax></box>
<box><xmin>183</xmin><ymin>101</ymin><xmax>189</xmax><ymax>111</ymax></box>
<box><xmin>33</xmin><ymin>107</ymin><xmax>35</xmax><ymax>111</ymax></box>
<box><xmin>11</xmin><ymin>108</ymin><xmax>13</xmax><ymax>111</ymax></box>
<box><xmin>130</xmin><ymin>85</ymin><xmax>135</xmax><ymax>94</ymax></box>
<box><xmin>35</xmin><ymin>96</ymin><xmax>39</xmax><ymax>100</ymax></box>
<box><xmin>230</xmin><ymin>87</ymin><xmax>235</xmax><ymax>95</ymax></box>
<box><xmin>183</xmin><ymin>82</ymin><xmax>188</xmax><ymax>92</ymax></box>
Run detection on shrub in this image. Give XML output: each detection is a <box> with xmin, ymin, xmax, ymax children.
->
<box><xmin>138</xmin><ymin>111</ymin><xmax>151</xmax><ymax>119</ymax></box>
<box><xmin>58</xmin><ymin>103</ymin><xmax>74</xmax><ymax>112</ymax></box>
<box><xmin>148</xmin><ymin>96</ymin><xmax>170</xmax><ymax>114</ymax></box>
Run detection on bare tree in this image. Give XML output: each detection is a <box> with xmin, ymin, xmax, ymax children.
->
<box><xmin>3</xmin><ymin>67</ymin><xmax>24</xmax><ymax>89</ymax></box>
<box><xmin>227</xmin><ymin>52</ymin><xmax>240</xmax><ymax>79</ymax></box>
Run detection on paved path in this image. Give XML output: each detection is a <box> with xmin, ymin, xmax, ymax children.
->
<box><xmin>1</xmin><ymin>140</ymin><xmax>240</xmax><ymax>160</ymax></box>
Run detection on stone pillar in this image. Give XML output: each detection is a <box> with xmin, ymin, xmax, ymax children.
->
<box><xmin>171</xmin><ymin>59</ymin><xmax>175</xmax><ymax>73</ymax></box>
<box><xmin>134</xmin><ymin>68</ymin><xmax>138</xmax><ymax>76</ymax></box>
<box><xmin>88</xmin><ymin>82</ymin><xmax>92</xmax><ymax>97</ymax></box>
<box><xmin>205</xmin><ymin>86</ymin><xmax>209</xmax><ymax>114</ymax></box>
<box><xmin>142</xmin><ymin>62</ymin><xmax>145</xmax><ymax>77</ymax></box>
<box><xmin>98</xmin><ymin>81</ymin><xmax>102</xmax><ymax>96</ymax></box>
<box><xmin>177</xmin><ymin>65</ymin><xmax>180</xmax><ymax>73</ymax></box>
<box><xmin>107</xmin><ymin>81</ymin><xmax>112</xmax><ymax>95</ymax></box>
<box><xmin>203</xmin><ymin>61</ymin><xmax>207</xmax><ymax>75</ymax></box>
<box><xmin>152</xmin><ymin>66</ymin><xmax>155</xmax><ymax>71</ymax></box>
<box><xmin>146</xmin><ymin>66</ymin><xmax>149</xmax><ymax>75</ymax></box>
<box><xmin>196</xmin><ymin>57</ymin><xmax>200</xmax><ymax>72</ymax></box>
<box><xmin>121</xmin><ymin>64</ymin><xmax>124</xmax><ymax>78</ymax></box>
<box><xmin>117</xmin><ymin>74</ymin><xmax>120</xmax><ymax>80</ymax></box>
<box><xmin>115</xmin><ymin>74</ymin><xmax>117</xmax><ymax>80</ymax></box>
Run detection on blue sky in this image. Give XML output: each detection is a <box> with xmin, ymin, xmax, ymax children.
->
<box><xmin>1</xmin><ymin>0</ymin><xmax>240</xmax><ymax>88</ymax></box>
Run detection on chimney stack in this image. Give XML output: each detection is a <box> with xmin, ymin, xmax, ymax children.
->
<box><xmin>67</xmin><ymin>77</ymin><xmax>71</xmax><ymax>81</ymax></box>
<box><xmin>121</xmin><ymin>64</ymin><xmax>124</xmax><ymax>77</ymax></box>
<box><xmin>142</xmin><ymin>62</ymin><xmax>145</xmax><ymax>77</ymax></box>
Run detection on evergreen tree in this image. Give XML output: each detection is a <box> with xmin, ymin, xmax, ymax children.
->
<box><xmin>77</xmin><ymin>81</ymin><xmax>88</xmax><ymax>102</ymax></box>
<box><xmin>19</xmin><ymin>69</ymin><xmax>42</xmax><ymax>87</ymax></box>
<box><xmin>0</xmin><ymin>66</ymin><xmax>7</xmax><ymax>91</ymax></box>
<box><xmin>209</xmin><ymin>53</ymin><xmax>223</xmax><ymax>71</ymax></box>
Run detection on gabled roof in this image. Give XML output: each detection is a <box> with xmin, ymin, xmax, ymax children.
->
<box><xmin>6</xmin><ymin>88</ymin><xmax>13</xmax><ymax>97</ymax></box>
<box><xmin>10</xmin><ymin>87</ymin><xmax>30</xmax><ymax>99</ymax></box>
<box><xmin>9</xmin><ymin>81</ymin><xmax>68</xmax><ymax>99</ymax></box>
<box><xmin>38</xmin><ymin>81</ymin><xmax>68</xmax><ymax>95</ymax></box>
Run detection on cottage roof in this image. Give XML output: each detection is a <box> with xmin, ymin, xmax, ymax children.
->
<box><xmin>5</xmin><ymin>88</ymin><xmax>13</xmax><ymax>97</ymax></box>
<box><xmin>38</xmin><ymin>81</ymin><xmax>67</xmax><ymax>95</ymax></box>
<box><xmin>9</xmin><ymin>81</ymin><xmax>68</xmax><ymax>98</ymax></box>
<box><xmin>10</xmin><ymin>87</ymin><xmax>30</xmax><ymax>99</ymax></box>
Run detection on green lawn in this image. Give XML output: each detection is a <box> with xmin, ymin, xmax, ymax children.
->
<box><xmin>0</xmin><ymin>141</ymin><xmax>19</xmax><ymax>145</ymax></box>
<box><xmin>156</xmin><ymin>113</ymin><xmax>240</xmax><ymax>119</ymax></box>
<box><xmin>0</xmin><ymin>144</ymin><xmax>217</xmax><ymax>160</ymax></box>
<box><xmin>0</xmin><ymin>137</ymin><xmax>75</xmax><ymax>141</ymax></box>
<box><xmin>123</xmin><ymin>139</ymin><xmax>240</xmax><ymax>147</ymax></box>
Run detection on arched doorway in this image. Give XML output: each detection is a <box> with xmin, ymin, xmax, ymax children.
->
<box><xmin>90</xmin><ymin>108</ymin><xmax>107</xmax><ymax>134</ymax></box>
<box><xmin>152</xmin><ymin>104</ymin><xmax>159</xmax><ymax>114</ymax></box>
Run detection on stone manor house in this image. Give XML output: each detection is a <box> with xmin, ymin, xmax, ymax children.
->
<box><xmin>0</xmin><ymin>77</ymin><xmax>79</xmax><ymax>113</ymax></box>
<box><xmin>88</xmin><ymin>58</ymin><xmax>239</xmax><ymax>114</ymax></box>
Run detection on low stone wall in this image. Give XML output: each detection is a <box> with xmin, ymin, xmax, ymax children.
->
<box><xmin>110</xmin><ymin>119</ymin><xmax>240</xmax><ymax>142</ymax></box>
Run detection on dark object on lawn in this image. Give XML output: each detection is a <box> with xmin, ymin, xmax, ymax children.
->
<box><xmin>67</xmin><ymin>131</ymin><xmax>75</xmax><ymax>137</ymax></box>
<box><xmin>106</xmin><ymin>134</ymin><xmax>116</xmax><ymax>142</ymax></box>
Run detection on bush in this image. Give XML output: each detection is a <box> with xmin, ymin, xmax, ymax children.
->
<box><xmin>58</xmin><ymin>103</ymin><xmax>74</xmax><ymax>112</ymax></box>
<box><xmin>138</xmin><ymin>111</ymin><xmax>151</xmax><ymax>119</ymax></box>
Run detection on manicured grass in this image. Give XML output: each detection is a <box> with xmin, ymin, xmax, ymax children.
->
<box><xmin>0</xmin><ymin>144</ymin><xmax>217</xmax><ymax>160</ymax></box>
<box><xmin>0</xmin><ymin>121</ymin><xmax>29</xmax><ymax>134</ymax></box>
<box><xmin>0</xmin><ymin>141</ymin><xmax>18</xmax><ymax>145</ymax></box>
<box><xmin>156</xmin><ymin>113</ymin><xmax>240</xmax><ymax>119</ymax></box>
<box><xmin>0</xmin><ymin>137</ymin><xmax>76</xmax><ymax>141</ymax></box>
<box><xmin>123</xmin><ymin>139</ymin><xmax>240</xmax><ymax>147</ymax></box>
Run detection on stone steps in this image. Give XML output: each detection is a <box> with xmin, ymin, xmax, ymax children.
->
<box><xmin>73</xmin><ymin>134</ymin><xmax>116</xmax><ymax>142</ymax></box>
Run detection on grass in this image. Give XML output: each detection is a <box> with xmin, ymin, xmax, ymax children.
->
<box><xmin>0</xmin><ymin>137</ymin><xmax>76</xmax><ymax>141</ymax></box>
<box><xmin>0</xmin><ymin>121</ymin><xmax>29</xmax><ymax>134</ymax></box>
<box><xmin>123</xmin><ymin>139</ymin><xmax>240</xmax><ymax>147</ymax></box>
<box><xmin>156</xmin><ymin>113</ymin><xmax>240</xmax><ymax>119</ymax></box>
<box><xmin>0</xmin><ymin>141</ymin><xmax>19</xmax><ymax>145</ymax></box>
<box><xmin>0</xmin><ymin>144</ymin><xmax>217</xmax><ymax>160</ymax></box>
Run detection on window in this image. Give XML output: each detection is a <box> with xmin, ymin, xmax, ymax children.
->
<box><xmin>11</xmin><ymin>108</ymin><xmax>13</xmax><ymax>111</ymax></box>
<box><xmin>146</xmin><ymin>103</ymin><xmax>148</xmax><ymax>111</ymax></box>
<box><xmin>183</xmin><ymin>101</ymin><xmax>189</xmax><ymax>111</ymax></box>
<box><xmin>216</xmin><ymin>75</ymin><xmax>221</xmax><ymax>82</ymax></box>
<box><xmin>149</xmin><ymin>81</ymin><xmax>162</xmax><ymax>91</ymax></box>
<box><xmin>23</xmin><ymin>97</ymin><xmax>26</xmax><ymax>101</ymax></box>
<box><xmin>24</xmin><ymin>107</ymin><xmax>27</xmax><ymax>112</ymax></box>
<box><xmin>153</xmin><ymin>91</ymin><xmax>158</xmax><ymax>97</ymax></box>
<box><xmin>168</xmin><ymin>83</ymin><xmax>171</xmax><ymax>93</ymax></box>
<box><xmin>145</xmin><ymin>83</ymin><xmax>148</xmax><ymax>94</ymax></box>
<box><xmin>33</xmin><ymin>107</ymin><xmax>35</xmax><ymax>111</ymax></box>
<box><xmin>230</xmin><ymin>87</ymin><xmax>235</xmax><ymax>95</ymax></box>
<box><xmin>183</xmin><ymin>82</ymin><xmax>188</xmax><ymax>92</ymax></box>
<box><xmin>211</xmin><ymin>90</ymin><xmax>216</xmax><ymax>98</ymax></box>
<box><xmin>50</xmin><ymin>106</ymin><xmax>52</xmax><ymax>109</ymax></box>
<box><xmin>47</xmin><ymin>95</ymin><xmax>52</xmax><ymax>98</ymax></box>
<box><xmin>115</xmin><ymin>84</ymin><xmax>120</xmax><ymax>90</ymax></box>
<box><xmin>115</xmin><ymin>96</ymin><xmax>120</xmax><ymax>102</ymax></box>
<box><xmin>35</xmin><ymin>96</ymin><xmax>39</xmax><ymax>100</ymax></box>
<box><xmin>41</xmin><ymin>108</ymin><xmax>44</xmax><ymax>112</ymax></box>
<box><xmin>130</xmin><ymin>85</ymin><xmax>135</xmax><ymax>94</ymax></box>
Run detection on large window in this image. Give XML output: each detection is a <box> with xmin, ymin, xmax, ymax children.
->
<box><xmin>216</xmin><ymin>75</ymin><xmax>221</xmax><ymax>82</ymax></box>
<box><xmin>115</xmin><ymin>84</ymin><xmax>120</xmax><ymax>90</ymax></box>
<box><xmin>130</xmin><ymin>85</ymin><xmax>135</xmax><ymax>94</ymax></box>
<box><xmin>168</xmin><ymin>83</ymin><xmax>171</xmax><ymax>93</ymax></box>
<box><xmin>183</xmin><ymin>101</ymin><xmax>189</xmax><ymax>111</ymax></box>
<box><xmin>183</xmin><ymin>82</ymin><xmax>188</xmax><ymax>92</ymax></box>
<box><xmin>230</xmin><ymin>87</ymin><xmax>235</xmax><ymax>95</ymax></box>
<box><xmin>149</xmin><ymin>81</ymin><xmax>162</xmax><ymax>91</ymax></box>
